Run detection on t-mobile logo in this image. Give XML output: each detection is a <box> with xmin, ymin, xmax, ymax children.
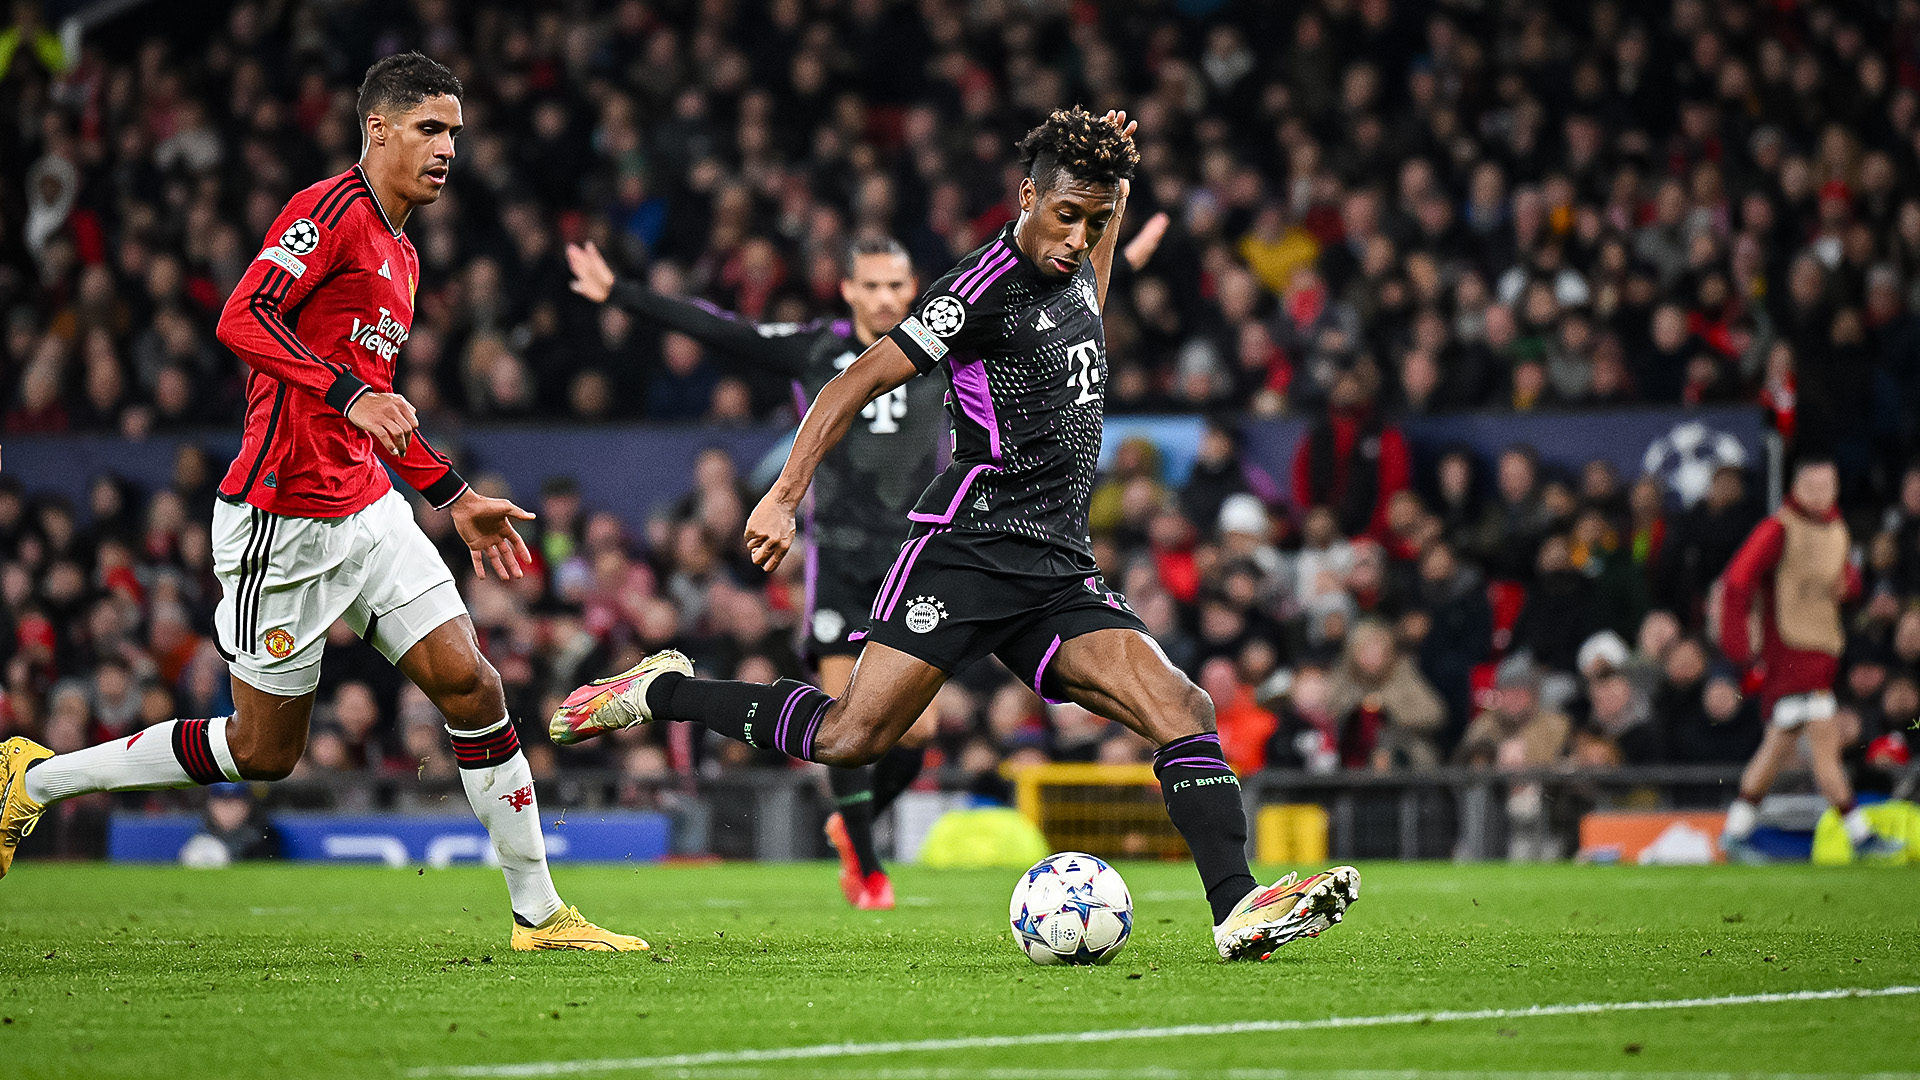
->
<box><xmin>1065</xmin><ymin>340</ymin><xmax>1102</xmax><ymax>404</ymax></box>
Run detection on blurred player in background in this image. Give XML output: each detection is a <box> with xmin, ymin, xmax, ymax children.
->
<box><xmin>566</xmin><ymin>235</ymin><xmax>942</xmax><ymax>909</ymax></box>
<box><xmin>0</xmin><ymin>53</ymin><xmax>645</xmax><ymax>950</ymax></box>
<box><xmin>1714</xmin><ymin>458</ymin><xmax>1905</xmax><ymax>860</ymax></box>
<box><xmin>552</xmin><ymin>107</ymin><xmax>1357</xmax><ymax>960</ymax></box>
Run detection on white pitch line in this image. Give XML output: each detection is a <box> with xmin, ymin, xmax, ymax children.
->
<box><xmin>409</xmin><ymin>985</ymin><xmax>1920</xmax><ymax>1079</ymax></box>
<box><xmin>624</xmin><ymin>1071</ymin><xmax>1920</xmax><ymax>1080</ymax></box>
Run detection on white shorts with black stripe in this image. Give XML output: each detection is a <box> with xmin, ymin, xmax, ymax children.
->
<box><xmin>212</xmin><ymin>487</ymin><xmax>463</xmax><ymax>696</ymax></box>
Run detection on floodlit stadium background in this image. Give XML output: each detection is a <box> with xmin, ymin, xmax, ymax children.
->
<box><xmin>2</xmin><ymin>0</ymin><xmax>1916</xmax><ymax>868</ymax></box>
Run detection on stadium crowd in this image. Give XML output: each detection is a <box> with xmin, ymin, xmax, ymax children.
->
<box><xmin>3</xmin><ymin>0</ymin><xmax>1920</xmax><ymax>847</ymax></box>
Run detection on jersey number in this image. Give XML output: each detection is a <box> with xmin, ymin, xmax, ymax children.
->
<box><xmin>1066</xmin><ymin>340</ymin><xmax>1102</xmax><ymax>405</ymax></box>
<box><xmin>835</xmin><ymin>351</ymin><xmax>908</xmax><ymax>433</ymax></box>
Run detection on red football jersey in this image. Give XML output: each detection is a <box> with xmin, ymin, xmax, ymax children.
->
<box><xmin>215</xmin><ymin>166</ymin><xmax>466</xmax><ymax>517</ymax></box>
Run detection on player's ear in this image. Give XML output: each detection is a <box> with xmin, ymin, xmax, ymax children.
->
<box><xmin>1019</xmin><ymin>177</ymin><xmax>1036</xmax><ymax>213</ymax></box>
<box><xmin>365</xmin><ymin>112</ymin><xmax>387</xmax><ymax>147</ymax></box>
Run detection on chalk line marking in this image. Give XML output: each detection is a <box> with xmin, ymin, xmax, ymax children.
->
<box><xmin>408</xmin><ymin>985</ymin><xmax>1919</xmax><ymax>1078</ymax></box>
<box><xmin>601</xmin><ymin>1071</ymin><xmax>1920</xmax><ymax>1080</ymax></box>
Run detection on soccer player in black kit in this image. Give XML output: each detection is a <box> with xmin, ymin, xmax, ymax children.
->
<box><xmin>553</xmin><ymin>108</ymin><xmax>1359</xmax><ymax>959</ymax></box>
<box><xmin>560</xmin><ymin>236</ymin><xmax>944</xmax><ymax>909</ymax></box>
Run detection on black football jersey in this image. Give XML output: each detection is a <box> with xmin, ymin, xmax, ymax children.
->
<box><xmin>885</xmin><ymin>223</ymin><xmax>1108</xmax><ymax>555</ymax></box>
<box><xmin>605</xmin><ymin>285</ymin><xmax>945</xmax><ymax>553</ymax></box>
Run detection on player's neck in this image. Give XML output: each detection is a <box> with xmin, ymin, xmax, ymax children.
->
<box><xmin>357</xmin><ymin>160</ymin><xmax>415</xmax><ymax>233</ymax></box>
<box><xmin>851</xmin><ymin>321</ymin><xmax>879</xmax><ymax>347</ymax></box>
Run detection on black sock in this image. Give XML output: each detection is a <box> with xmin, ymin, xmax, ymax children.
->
<box><xmin>646</xmin><ymin>671</ymin><xmax>830</xmax><ymax>760</ymax></box>
<box><xmin>870</xmin><ymin>745</ymin><xmax>927</xmax><ymax>816</ymax></box>
<box><xmin>1153</xmin><ymin>733</ymin><xmax>1256</xmax><ymax>925</ymax></box>
<box><xmin>827</xmin><ymin>766</ymin><xmax>884</xmax><ymax>876</ymax></box>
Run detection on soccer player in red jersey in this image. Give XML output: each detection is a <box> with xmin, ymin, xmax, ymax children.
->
<box><xmin>0</xmin><ymin>54</ymin><xmax>645</xmax><ymax>950</ymax></box>
<box><xmin>1714</xmin><ymin>457</ymin><xmax>1904</xmax><ymax>861</ymax></box>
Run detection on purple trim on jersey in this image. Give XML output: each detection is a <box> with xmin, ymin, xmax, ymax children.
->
<box><xmin>948</xmin><ymin>356</ymin><xmax>1001</xmax><ymax>460</ymax></box>
<box><xmin>870</xmin><ymin>540</ymin><xmax>912</xmax><ymax>619</ymax></box>
<box><xmin>1033</xmin><ymin>634</ymin><xmax>1065</xmax><ymax>705</ymax></box>
<box><xmin>959</xmin><ymin>247</ymin><xmax>1018</xmax><ymax>302</ymax></box>
<box><xmin>950</xmin><ymin>242</ymin><xmax>1010</xmax><ymax>299</ymax></box>
<box><xmin>689</xmin><ymin>297</ymin><xmax>742</xmax><ymax>323</ymax></box>
<box><xmin>802</xmin><ymin>526</ymin><xmax>819</xmax><ymax>644</ymax></box>
<box><xmin>879</xmin><ymin>528</ymin><xmax>948</xmax><ymax>621</ymax></box>
<box><xmin>774</xmin><ymin>684</ymin><xmax>810</xmax><ymax>751</ymax></box>
<box><xmin>847</xmin><ymin>630</ymin><xmax>868</xmax><ymax>641</ymax></box>
<box><xmin>907</xmin><ymin>463</ymin><xmax>997</xmax><ymax>523</ymax></box>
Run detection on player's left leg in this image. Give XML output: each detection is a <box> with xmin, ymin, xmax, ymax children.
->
<box><xmin>353</xmin><ymin>491</ymin><xmax>642</xmax><ymax>950</ymax></box>
<box><xmin>1804</xmin><ymin>712</ymin><xmax>1905</xmax><ymax>858</ymax></box>
<box><xmin>1021</xmin><ymin>624</ymin><xmax>1357</xmax><ymax>960</ymax></box>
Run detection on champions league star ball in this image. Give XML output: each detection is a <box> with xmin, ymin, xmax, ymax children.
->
<box><xmin>1009</xmin><ymin>852</ymin><xmax>1133</xmax><ymax>965</ymax></box>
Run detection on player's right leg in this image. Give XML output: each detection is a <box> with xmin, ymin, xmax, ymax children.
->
<box><xmin>4</xmin><ymin>498</ymin><xmax>336</xmax><ymax>877</ymax></box>
<box><xmin>553</xmin><ymin>640</ymin><xmax>946</xmax><ymax>766</ymax></box>
<box><xmin>2</xmin><ymin>680</ymin><xmax>308</xmax><ymax>877</ymax></box>
<box><xmin>1035</xmin><ymin>626</ymin><xmax>1358</xmax><ymax>960</ymax></box>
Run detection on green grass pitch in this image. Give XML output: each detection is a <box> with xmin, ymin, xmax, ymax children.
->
<box><xmin>1</xmin><ymin>859</ymin><xmax>1917</xmax><ymax>1079</ymax></box>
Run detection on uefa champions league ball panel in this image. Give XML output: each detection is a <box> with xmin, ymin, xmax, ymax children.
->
<box><xmin>1008</xmin><ymin>851</ymin><xmax>1134</xmax><ymax>966</ymax></box>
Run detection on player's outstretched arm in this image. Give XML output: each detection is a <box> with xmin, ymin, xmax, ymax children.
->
<box><xmin>566</xmin><ymin>241</ymin><xmax>809</xmax><ymax>373</ymax></box>
<box><xmin>448</xmin><ymin>488</ymin><xmax>536</xmax><ymax>580</ymax></box>
<box><xmin>1088</xmin><ymin>110</ymin><xmax>1135</xmax><ymax>310</ymax></box>
<box><xmin>744</xmin><ymin>337</ymin><xmax>919</xmax><ymax>572</ymax></box>
<box><xmin>1123</xmin><ymin>211</ymin><xmax>1170</xmax><ymax>272</ymax></box>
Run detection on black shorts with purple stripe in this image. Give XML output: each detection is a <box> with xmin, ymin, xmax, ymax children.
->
<box><xmin>859</xmin><ymin>526</ymin><xmax>1147</xmax><ymax>700</ymax></box>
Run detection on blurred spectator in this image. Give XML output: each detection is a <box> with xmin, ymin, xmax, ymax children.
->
<box><xmin>1326</xmin><ymin>620</ymin><xmax>1446</xmax><ymax>770</ymax></box>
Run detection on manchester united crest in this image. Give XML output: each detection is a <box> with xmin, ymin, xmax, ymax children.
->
<box><xmin>263</xmin><ymin>628</ymin><xmax>295</xmax><ymax>659</ymax></box>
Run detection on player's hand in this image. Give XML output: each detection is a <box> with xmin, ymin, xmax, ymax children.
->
<box><xmin>566</xmin><ymin>241</ymin><xmax>616</xmax><ymax>304</ymax></box>
<box><xmin>1123</xmin><ymin>211</ymin><xmax>1169</xmax><ymax>271</ymax></box>
<box><xmin>743</xmin><ymin>493</ymin><xmax>798</xmax><ymax>573</ymax></box>
<box><xmin>347</xmin><ymin>392</ymin><xmax>418</xmax><ymax>456</ymax></box>
<box><xmin>450</xmin><ymin>489</ymin><xmax>536</xmax><ymax>580</ymax></box>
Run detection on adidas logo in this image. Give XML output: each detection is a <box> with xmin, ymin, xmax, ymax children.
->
<box><xmin>973</xmin><ymin>493</ymin><xmax>990</xmax><ymax>511</ymax></box>
<box><xmin>1034</xmin><ymin>310</ymin><xmax>1055</xmax><ymax>330</ymax></box>
<box><xmin>378</xmin><ymin>260</ymin><xmax>392</xmax><ymax>280</ymax></box>
<box><xmin>263</xmin><ymin>472</ymin><xmax>277</xmax><ymax>489</ymax></box>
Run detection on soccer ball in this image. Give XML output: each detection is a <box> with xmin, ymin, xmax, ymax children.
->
<box><xmin>1008</xmin><ymin>852</ymin><xmax>1132</xmax><ymax>965</ymax></box>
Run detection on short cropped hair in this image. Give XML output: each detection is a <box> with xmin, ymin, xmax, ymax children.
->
<box><xmin>842</xmin><ymin>235</ymin><xmax>910</xmax><ymax>278</ymax></box>
<box><xmin>357</xmin><ymin>52</ymin><xmax>462</xmax><ymax>122</ymax></box>
<box><xmin>1016</xmin><ymin>106</ymin><xmax>1139</xmax><ymax>194</ymax></box>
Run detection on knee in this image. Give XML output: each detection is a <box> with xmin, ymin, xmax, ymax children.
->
<box><xmin>811</xmin><ymin>707</ymin><xmax>886</xmax><ymax>767</ymax></box>
<box><xmin>229</xmin><ymin>727</ymin><xmax>301</xmax><ymax>782</ymax></box>
<box><xmin>438</xmin><ymin>661</ymin><xmax>506</xmax><ymax>727</ymax></box>
<box><xmin>1179</xmin><ymin>679</ymin><xmax>1216</xmax><ymax>734</ymax></box>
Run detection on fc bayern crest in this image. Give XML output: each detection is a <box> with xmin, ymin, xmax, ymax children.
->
<box><xmin>904</xmin><ymin>596</ymin><xmax>947</xmax><ymax>634</ymax></box>
<box><xmin>280</xmin><ymin>218</ymin><xmax>321</xmax><ymax>255</ymax></box>
<box><xmin>923</xmin><ymin>295</ymin><xmax>966</xmax><ymax>337</ymax></box>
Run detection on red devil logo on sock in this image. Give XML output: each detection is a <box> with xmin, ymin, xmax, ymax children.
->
<box><xmin>499</xmin><ymin>784</ymin><xmax>534</xmax><ymax>812</ymax></box>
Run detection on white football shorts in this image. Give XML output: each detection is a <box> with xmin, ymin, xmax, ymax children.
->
<box><xmin>212</xmin><ymin>487</ymin><xmax>464</xmax><ymax>696</ymax></box>
<box><xmin>1769</xmin><ymin>689</ymin><xmax>1838</xmax><ymax>731</ymax></box>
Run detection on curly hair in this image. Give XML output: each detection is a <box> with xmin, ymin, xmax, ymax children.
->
<box><xmin>1016</xmin><ymin>106</ymin><xmax>1139</xmax><ymax>193</ymax></box>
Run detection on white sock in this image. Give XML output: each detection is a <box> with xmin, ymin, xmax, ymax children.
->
<box><xmin>24</xmin><ymin>717</ymin><xmax>237</xmax><ymax>803</ymax></box>
<box><xmin>449</xmin><ymin>717</ymin><xmax>564</xmax><ymax>926</ymax></box>
<box><xmin>1722</xmin><ymin>797</ymin><xmax>1758</xmax><ymax>841</ymax></box>
<box><xmin>1843</xmin><ymin>806</ymin><xmax>1875</xmax><ymax>844</ymax></box>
